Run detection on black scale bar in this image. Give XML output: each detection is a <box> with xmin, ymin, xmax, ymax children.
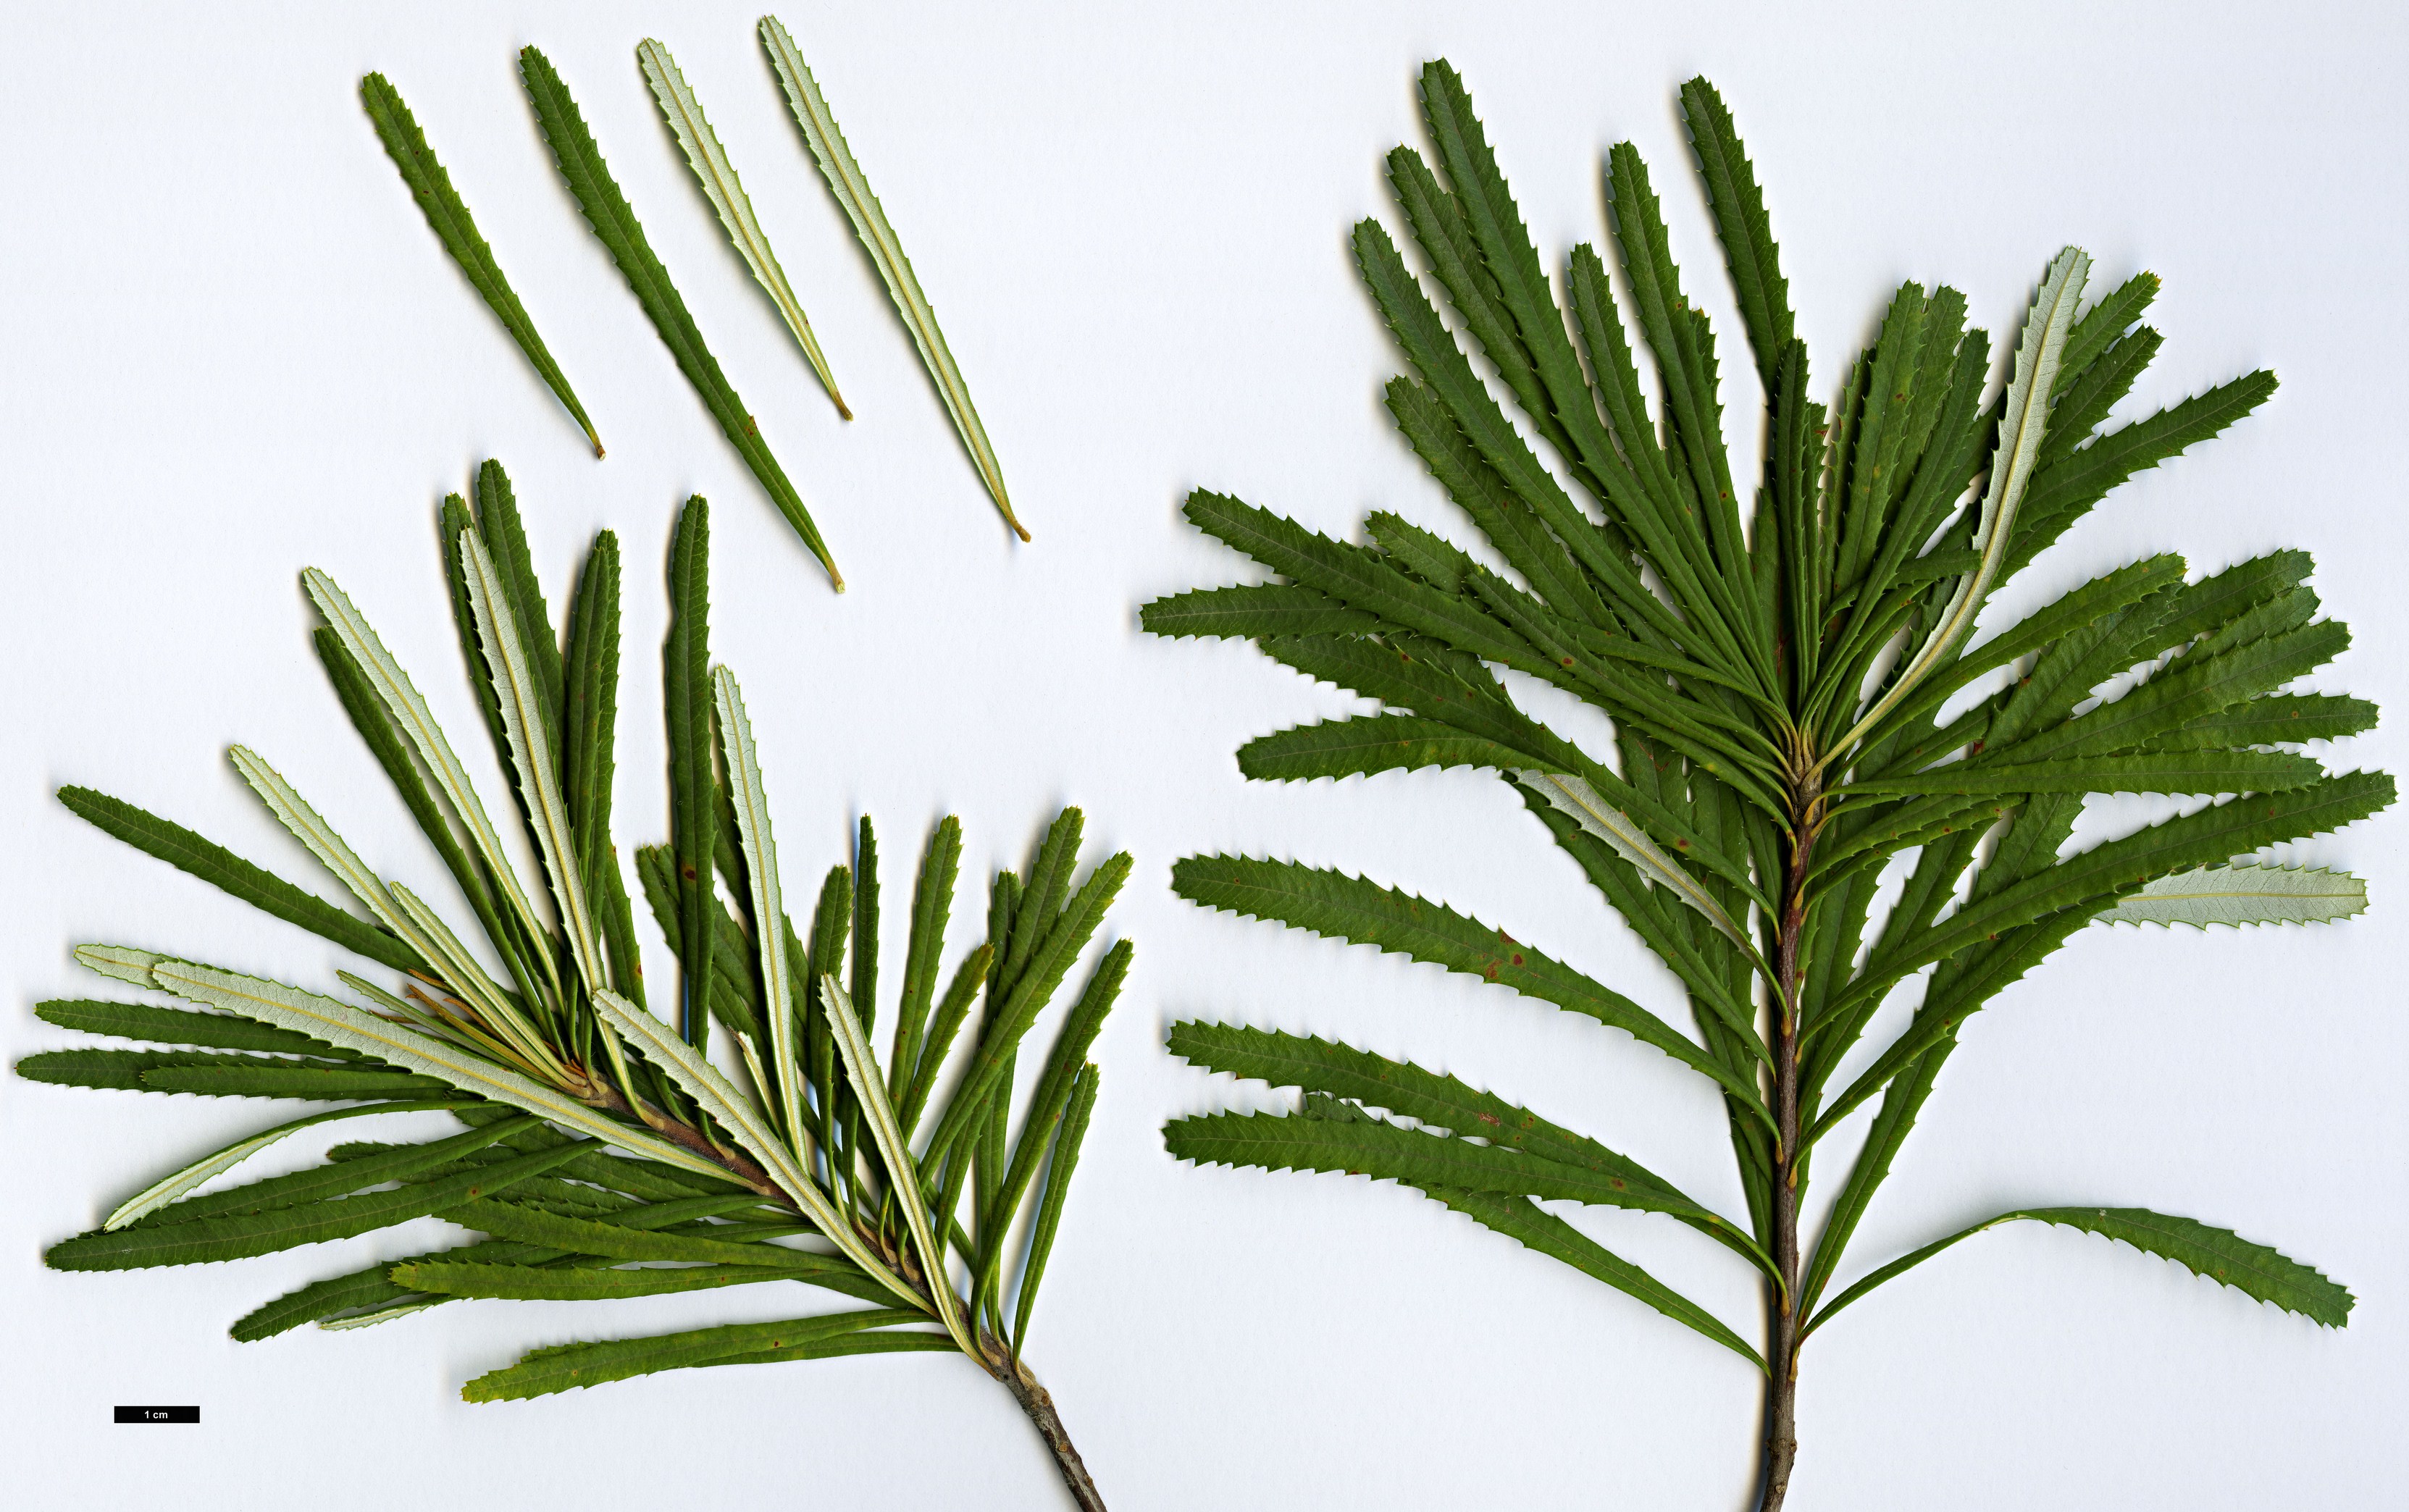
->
<box><xmin>114</xmin><ymin>1406</ymin><xmax>199</xmax><ymax>1424</ymax></box>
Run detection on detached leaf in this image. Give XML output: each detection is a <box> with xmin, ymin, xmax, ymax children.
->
<box><xmin>761</xmin><ymin>14</ymin><xmax>1023</xmax><ymax>540</ymax></box>
<box><xmin>518</xmin><ymin>45</ymin><xmax>841</xmax><ymax>588</ymax></box>
<box><xmin>359</xmin><ymin>73</ymin><xmax>600</xmax><ymax>455</ymax></box>
<box><xmin>637</xmin><ymin>38</ymin><xmax>848</xmax><ymax>418</ymax></box>
<box><xmin>2097</xmin><ymin>865</ymin><xmax>2367</xmax><ymax>929</ymax></box>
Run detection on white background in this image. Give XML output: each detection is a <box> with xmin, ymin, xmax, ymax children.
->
<box><xmin>2</xmin><ymin>2</ymin><xmax>2401</xmax><ymax>1507</ymax></box>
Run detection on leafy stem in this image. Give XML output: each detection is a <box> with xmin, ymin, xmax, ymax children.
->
<box><xmin>1154</xmin><ymin>62</ymin><xmax>2383</xmax><ymax>1512</ymax></box>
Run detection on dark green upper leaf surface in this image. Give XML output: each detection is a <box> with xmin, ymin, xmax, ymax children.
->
<box><xmin>517</xmin><ymin>47</ymin><xmax>837</xmax><ymax>586</ymax></box>
<box><xmin>359</xmin><ymin>72</ymin><xmax>600</xmax><ymax>455</ymax></box>
<box><xmin>58</xmin><ymin>788</ymin><xmax>422</xmax><ymax>975</ymax></box>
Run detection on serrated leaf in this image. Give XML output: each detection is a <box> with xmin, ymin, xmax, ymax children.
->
<box><xmin>1806</xmin><ymin>1206</ymin><xmax>2353</xmax><ymax>1335</ymax></box>
<box><xmin>1239</xmin><ymin>715</ymin><xmax>1528</xmax><ymax>782</ymax></box>
<box><xmin>461</xmin><ymin>1307</ymin><xmax>925</xmax><ymax>1401</ymax></box>
<box><xmin>393</xmin><ymin>1258</ymin><xmax>880</xmax><ymax>1304</ymax></box>
<box><xmin>1165</xmin><ymin>1107</ymin><xmax>1746</xmax><ymax>1232</ymax></box>
<box><xmin>2096</xmin><ymin>865</ymin><xmax>2367</xmax><ymax>929</ymax></box>
<box><xmin>56</xmin><ymin>787</ymin><xmax>421</xmax><ymax>975</ymax></box>
<box><xmin>359</xmin><ymin>73</ymin><xmax>599</xmax><ymax>455</ymax></box>
<box><xmin>518</xmin><ymin>45</ymin><xmax>840</xmax><ymax>587</ymax></box>
<box><xmin>1841</xmin><ymin>247</ymin><xmax>2089</xmax><ymax>752</ymax></box>
<box><xmin>32</xmin><ymin>999</ymin><xmax>360</xmax><ymax>1059</ymax></box>
<box><xmin>1515</xmin><ymin>770</ymin><xmax>1761</xmax><ymax>962</ymax></box>
<box><xmin>442</xmin><ymin>1196</ymin><xmax>801</xmax><ymax>1268</ymax></box>
<box><xmin>822</xmin><ymin>975</ymin><xmax>974</xmax><ymax>1355</ymax></box>
<box><xmin>103</xmin><ymin>951</ymin><xmax>724</xmax><ymax>1181</ymax></box>
<box><xmin>638</xmin><ymin>38</ymin><xmax>847</xmax><ymax>418</ymax></box>
<box><xmin>711</xmin><ymin>668</ymin><xmax>807</xmax><ymax>1158</ymax></box>
<box><xmin>760</xmin><ymin>15</ymin><xmax>1020</xmax><ymax>542</ymax></box>
<box><xmin>46</xmin><ymin>1132</ymin><xmax>580</xmax><ymax>1271</ymax></box>
<box><xmin>1171</xmin><ymin>854</ymin><xmax>1771</xmax><ymax>1117</ymax></box>
<box><xmin>457</xmin><ymin>529</ymin><xmax>608</xmax><ymax>1001</ymax></box>
<box><xmin>299</xmin><ymin>568</ymin><xmax>557</xmax><ymax>973</ymax></box>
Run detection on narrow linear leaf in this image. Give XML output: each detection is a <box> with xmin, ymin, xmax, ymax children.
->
<box><xmin>823</xmin><ymin>975</ymin><xmax>975</xmax><ymax>1354</ymax></box>
<box><xmin>359</xmin><ymin>73</ymin><xmax>600</xmax><ymax>454</ymax></box>
<box><xmin>637</xmin><ymin>38</ymin><xmax>848</xmax><ymax>418</ymax></box>
<box><xmin>2096</xmin><ymin>865</ymin><xmax>2367</xmax><ymax>928</ymax></box>
<box><xmin>760</xmin><ymin>14</ymin><xmax>1021</xmax><ymax>541</ymax></box>
<box><xmin>46</xmin><ymin>1133</ymin><xmax>581</xmax><ymax>1272</ymax></box>
<box><xmin>108</xmin><ymin>951</ymin><xmax>726</xmax><ymax>1181</ymax></box>
<box><xmin>1806</xmin><ymin>1206</ymin><xmax>2353</xmax><ymax>1335</ymax></box>
<box><xmin>518</xmin><ymin>45</ymin><xmax>841</xmax><ymax>587</ymax></box>
<box><xmin>1840</xmin><ymin>246</ymin><xmax>2089</xmax><ymax>752</ymax></box>
<box><xmin>460</xmin><ymin>1307</ymin><xmax>924</xmax><ymax>1401</ymax></box>
<box><xmin>56</xmin><ymin>788</ymin><xmax>420</xmax><ymax>975</ymax></box>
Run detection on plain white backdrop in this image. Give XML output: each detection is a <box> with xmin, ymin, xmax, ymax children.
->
<box><xmin>2</xmin><ymin>2</ymin><xmax>2401</xmax><ymax>1506</ymax></box>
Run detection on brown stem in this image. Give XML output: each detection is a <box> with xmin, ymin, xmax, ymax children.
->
<box><xmin>991</xmin><ymin>1348</ymin><xmax>1109</xmax><ymax>1511</ymax></box>
<box><xmin>1756</xmin><ymin>773</ymin><xmax>1819</xmax><ymax>1512</ymax></box>
<box><xmin>584</xmin><ymin>1065</ymin><xmax>1107</xmax><ymax>1506</ymax></box>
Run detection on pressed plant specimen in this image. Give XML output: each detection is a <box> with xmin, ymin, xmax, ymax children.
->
<box><xmin>25</xmin><ymin>466</ymin><xmax>1126</xmax><ymax>1508</ymax></box>
<box><xmin>1148</xmin><ymin>63</ymin><xmax>2389</xmax><ymax>1508</ymax></box>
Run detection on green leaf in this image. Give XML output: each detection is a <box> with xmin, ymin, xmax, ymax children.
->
<box><xmin>1011</xmin><ymin>1062</ymin><xmax>1097</xmax><ymax>1355</ymax></box>
<box><xmin>1435</xmin><ymin>1186</ymin><xmax>1764</xmax><ymax>1371</ymax></box>
<box><xmin>823</xmin><ymin>975</ymin><xmax>975</xmax><ymax>1354</ymax></box>
<box><xmin>1805</xmin><ymin>1206</ymin><xmax>2353</xmax><ymax>1336</ymax></box>
<box><xmin>2147</xmin><ymin>693</ymin><xmax>2377</xmax><ymax>752</ymax></box>
<box><xmin>1139</xmin><ymin>583</ymin><xmax>1384</xmax><ymax>641</ymax></box>
<box><xmin>1838</xmin><ymin>749</ymin><xmax>2323</xmax><ymax>801</ymax></box>
<box><xmin>889</xmin><ymin>816</ymin><xmax>961</xmax><ymax>1104</ymax></box>
<box><xmin>923</xmin><ymin>850</ymin><xmax>1132</xmax><ymax>1164</ymax></box>
<box><xmin>1169</xmin><ymin>1021</ymin><xmax>1772</xmax><ymax>1276</ymax></box>
<box><xmin>394</xmin><ymin>1259</ymin><xmax>881</xmax><ymax>1304</ymax></box>
<box><xmin>760</xmin><ymin>15</ymin><xmax>1021</xmax><ymax>541</ymax></box>
<box><xmin>440</xmin><ymin>1196</ymin><xmax>802</xmax><ymax>1268</ymax></box>
<box><xmin>31</xmin><ymin>999</ymin><xmax>359</xmax><ymax>1058</ymax></box>
<box><xmin>1237</xmin><ymin>715</ymin><xmax>1529</xmax><ymax>782</ymax></box>
<box><xmin>516</xmin><ymin>45</ymin><xmax>840</xmax><ymax>587</ymax></box>
<box><xmin>461</xmin><ymin>1307</ymin><xmax>926</xmax><ymax>1400</ymax></box>
<box><xmin>138</xmin><ymin>1064</ymin><xmax>454</xmax><ymax>1099</ymax></box>
<box><xmin>1170</xmin><ymin>854</ymin><xmax>1772</xmax><ymax>1118</ymax></box>
<box><xmin>1165</xmin><ymin>1106</ymin><xmax>1745</xmax><ymax>1232</ymax></box>
<box><xmin>1872</xmin><ymin>770</ymin><xmax>2393</xmax><ymax>983</ymax></box>
<box><xmin>2056</xmin><ymin>271</ymin><xmax>2160</xmax><ymax>392</ymax></box>
<box><xmin>122</xmin><ymin>1117</ymin><xmax>520</xmax><ymax>1231</ymax></box>
<box><xmin>358</xmin><ymin>73</ymin><xmax>599</xmax><ymax>455</ymax></box>
<box><xmin>2096</xmin><ymin>865</ymin><xmax>2368</xmax><ymax>928</ymax></box>
<box><xmin>109</xmin><ymin>951</ymin><xmax>723</xmax><ymax>1180</ymax></box>
<box><xmin>638</xmin><ymin>38</ymin><xmax>848</xmax><ymax>419</ymax></box>
<box><xmin>1181</xmin><ymin>491</ymin><xmax>1533</xmax><ymax>669</ymax></box>
<box><xmin>56</xmin><ymin>787</ymin><xmax>420</xmax><ymax>975</ymax></box>
<box><xmin>46</xmin><ymin>1131</ymin><xmax>582</xmax><ymax>1271</ymax></box>
<box><xmin>18</xmin><ymin>1049</ymin><xmax>316</xmax><ymax>1095</ymax></box>
<box><xmin>232</xmin><ymin>1251</ymin><xmax>461</xmax><ymax>1340</ymax></box>
<box><xmin>1839</xmin><ymin>247</ymin><xmax>2089</xmax><ymax>753</ymax></box>
<box><xmin>1678</xmin><ymin>76</ymin><xmax>1791</xmax><ymax>390</ymax></box>
<box><xmin>2011</xmin><ymin>371</ymin><xmax>2279</xmax><ymax>571</ymax></box>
